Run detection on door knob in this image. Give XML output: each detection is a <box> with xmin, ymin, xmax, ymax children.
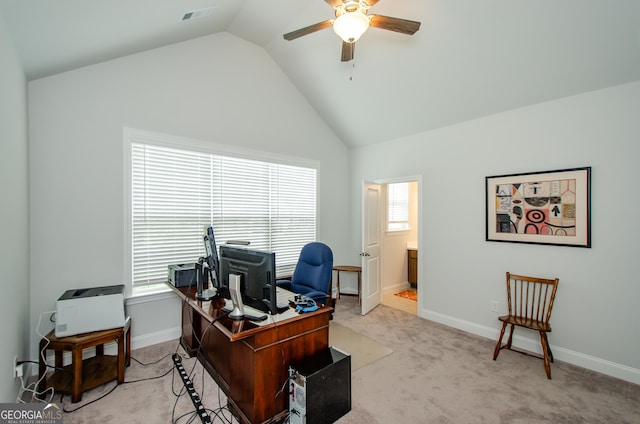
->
<box><xmin>360</xmin><ymin>252</ymin><xmax>370</xmax><ymax>257</ymax></box>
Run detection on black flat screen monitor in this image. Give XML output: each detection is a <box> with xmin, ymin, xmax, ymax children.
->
<box><xmin>203</xmin><ymin>226</ymin><xmax>220</xmax><ymax>289</ymax></box>
<box><xmin>219</xmin><ymin>245</ymin><xmax>277</xmax><ymax>315</ymax></box>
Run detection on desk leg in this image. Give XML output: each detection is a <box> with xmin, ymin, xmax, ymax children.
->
<box><xmin>71</xmin><ymin>348</ymin><xmax>83</xmax><ymax>403</ymax></box>
<box><xmin>181</xmin><ymin>302</ymin><xmax>198</xmax><ymax>356</ymax></box>
<box><xmin>125</xmin><ymin>325</ymin><xmax>131</xmax><ymax>367</ymax></box>
<box><xmin>38</xmin><ymin>339</ymin><xmax>47</xmax><ymax>400</ymax></box>
<box><xmin>117</xmin><ymin>330</ymin><xmax>125</xmax><ymax>383</ymax></box>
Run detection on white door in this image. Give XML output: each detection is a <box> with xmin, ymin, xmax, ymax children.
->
<box><xmin>361</xmin><ymin>182</ymin><xmax>382</xmax><ymax>315</ymax></box>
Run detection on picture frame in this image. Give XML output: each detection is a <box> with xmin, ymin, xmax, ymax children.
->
<box><xmin>485</xmin><ymin>167</ymin><xmax>591</xmax><ymax>247</ymax></box>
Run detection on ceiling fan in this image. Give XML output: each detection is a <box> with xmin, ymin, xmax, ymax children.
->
<box><xmin>283</xmin><ymin>0</ymin><xmax>421</xmax><ymax>62</ymax></box>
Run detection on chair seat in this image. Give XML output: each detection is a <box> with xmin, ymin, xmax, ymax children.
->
<box><xmin>498</xmin><ymin>315</ymin><xmax>552</xmax><ymax>332</ymax></box>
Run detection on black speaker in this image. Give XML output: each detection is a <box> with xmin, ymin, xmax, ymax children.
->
<box><xmin>288</xmin><ymin>347</ymin><xmax>351</xmax><ymax>424</ymax></box>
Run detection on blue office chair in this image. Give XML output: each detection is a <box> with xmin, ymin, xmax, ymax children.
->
<box><xmin>277</xmin><ymin>242</ymin><xmax>334</xmax><ymax>305</ymax></box>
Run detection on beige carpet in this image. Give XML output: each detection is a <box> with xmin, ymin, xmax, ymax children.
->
<box><xmin>50</xmin><ymin>342</ymin><xmax>226</xmax><ymax>423</ymax></box>
<box><xmin>333</xmin><ymin>297</ymin><xmax>640</xmax><ymax>424</ymax></box>
<box><xmin>38</xmin><ymin>297</ymin><xmax>640</xmax><ymax>423</ymax></box>
<box><xmin>329</xmin><ymin>321</ymin><xmax>393</xmax><ymax>371</ymax></box>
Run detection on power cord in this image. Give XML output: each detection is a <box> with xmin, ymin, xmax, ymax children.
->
<box><xmin>63</xmin><ymin>353</ymin><xmax>175</xmax><ymax>413</ymax></box>
<box><xmin>15</xmin><ymin>310</ymin><xmax>57</xmax><ymax>403</ymax></box>
<box><xmin>131</xmin><ymin>352</ymin><xmax>174</xmax><ymax>366</ymax></box>
<box><xmin>171</xmin><ymin>295</ymin><xmax>242</xmax><ymax>423</ymax></box>
<box><xmin>172</xmin><ymin>309</ymin><xmax>235</xmax><ymax>424</ymax></box>
<box><xmin>26</xmin><ymin>295</ymin><xmax>235</xmax><ymax>421</ymax></box>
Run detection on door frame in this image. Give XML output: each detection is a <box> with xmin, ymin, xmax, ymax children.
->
<box><xmin>361</xmin><ymin>175</ymin><xmax>423</xmax><ymax>316</ymax></box>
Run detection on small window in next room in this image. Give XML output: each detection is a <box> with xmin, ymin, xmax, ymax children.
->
<box><xmin>387</xmin><ymin>182</ymin><xmax>410</xmax><ymax>232</ymax></box>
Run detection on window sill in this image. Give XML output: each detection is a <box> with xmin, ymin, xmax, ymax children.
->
<box><xmin>126</xmin><ymin>283</ymin><xmax>176</xmax><ymax>306</ymax></box>
<box><xmin>386</xmin><ymin>229</ymin><xmax>411</xmax><ymax>236</ymax></box>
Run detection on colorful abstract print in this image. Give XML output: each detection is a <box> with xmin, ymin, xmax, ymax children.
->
<box><xmin>495</xmin><ymin>179</ymin><xmax>576</xmax><ymax>236</ymax></box>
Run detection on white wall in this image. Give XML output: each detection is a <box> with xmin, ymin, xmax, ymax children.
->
<box><xmin>350</xmin><ymin>81</ymin><xmax>640</xmax><ymax>383</ymax></box>
<box><xmin>27</xmin><ymin>33</ymin><xmax>350</xmax><ymax>356</ymax></box>
<box><xmin>0</xmin><ymin>16</ymin><xmax>30</xmax><ymax>401</ymax></box>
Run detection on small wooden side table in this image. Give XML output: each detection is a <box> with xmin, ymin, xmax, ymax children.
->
<box><xmin>38</xmin><ymin>317</ymin><xmax>131</xmax><ymax>403</ymax></box>
<box><xmin>333</xmin><ymin>265</ymin><xmax>362</xmax><ymax>305</ymax></box>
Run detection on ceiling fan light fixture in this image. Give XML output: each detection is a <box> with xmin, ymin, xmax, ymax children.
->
<box><xmin>333</xmin><ymin>11</ymin><xmax>370</xmax><ymax>43</ymax></box>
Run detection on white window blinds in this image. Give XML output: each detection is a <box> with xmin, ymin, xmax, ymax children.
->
<box><xmin>387</xmin><ymin>182</ymin><xmax>410</xmax><ymax>231</ymax></box>
<box><xmin>131</xmin><ymin>141</ymin><xmax>316</xmax><ymax>287</ymax></box>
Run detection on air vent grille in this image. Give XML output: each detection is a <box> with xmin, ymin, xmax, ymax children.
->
<box><xmin>181</xmin><ymin>6</ymin><xmax>215</xmax><ymax>21</ymax></box>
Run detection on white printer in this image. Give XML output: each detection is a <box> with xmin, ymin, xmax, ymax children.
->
<box><xmin>55</xmin><ymin>285</ymin><xmax>126</xmax><ymax>337</ymax></box>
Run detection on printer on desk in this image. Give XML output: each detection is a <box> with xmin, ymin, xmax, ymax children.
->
<box><xmin>55</xmin><ymin>284</ymin><xmax>126</xmax><ymax>337</ymax></box>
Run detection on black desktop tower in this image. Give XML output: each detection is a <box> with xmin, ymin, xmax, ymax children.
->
<box><xmin>288</xmin><ymin>347</ymin><xmax>351</xmax><ymax>424</ymax></box>
<box><xmin>168</xmin><ymin>263</ymin><xmax>197</xmax><ymax>288</ymax></box>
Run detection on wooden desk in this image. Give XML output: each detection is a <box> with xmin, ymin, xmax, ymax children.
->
<box><xmin>38</xmin><ymin>318</ymin><xmax>131</xmax><ymax>403</ymax></box>
<box><xmin>174</xmin><ymin>287</ymin><xmax>331</xmax><ymax>424</ymax></box>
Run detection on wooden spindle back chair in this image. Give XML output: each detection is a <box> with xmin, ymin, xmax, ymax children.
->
<box><xmin>493</xmin><ymin>272</ymin><xmax>559</xmax><ymax>379</ymax></box>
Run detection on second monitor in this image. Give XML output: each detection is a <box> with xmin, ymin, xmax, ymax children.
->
<box><xmin>218</xmin><ymin>245</ymin><xmax>277</xmax><ymax>315</ymax></box>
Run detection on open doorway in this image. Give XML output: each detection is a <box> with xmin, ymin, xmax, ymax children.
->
<box><xmin>347</xmin><ymin>176</ymin><xmax>422</xmax><ymax>317</ymax></box>
<box><xmin>379</xmin><ymin>179</ymin><xmax>420</xmax><ymax>316</ymax></box>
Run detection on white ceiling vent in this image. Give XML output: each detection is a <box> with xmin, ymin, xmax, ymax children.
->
<box><xmin>181</xmin><ymin>6</ymin><xmax>216</xmax><ymax>22</ymax></box>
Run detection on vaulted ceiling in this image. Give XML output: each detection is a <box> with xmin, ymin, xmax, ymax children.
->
<box><xmin>2</xmin><ymin>0</ymin><xmax>639</xmax><ymax>148</ymax></box>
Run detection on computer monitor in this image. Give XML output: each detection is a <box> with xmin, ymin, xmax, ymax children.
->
<box><xmin>203</xmin><ymin>226</ymin><xmax>220</xmax><ymax>289</ymax></box>
<box><xmin>219</xmin><ymin>245</ymin><xmax>277</xmax><ymax>316</ymax></box>
<box><xmin>194</xmin><ymin>226</ymin><xmax>219</xmax><ymax>301</ymax></box>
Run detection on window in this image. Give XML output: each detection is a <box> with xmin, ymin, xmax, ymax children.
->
<box><xmin>387</xmin><ymin>182</ymin><xmax>410</xmax><ymax>232</ymax></box>
<box><xmin>127</xmin><ymin>130</ymin><xmax>317</xmax><ymax>291</ymax></box>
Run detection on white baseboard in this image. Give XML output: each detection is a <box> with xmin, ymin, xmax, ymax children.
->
<box><xmin>421</xmin><ymin>307</ymin><xmax>640</xmax><ymax>385</ymax></box>
<box><xmin>130</xmin><ymin>326</ymin><xmax>181</xmax><ymax>351</ymax></box>
<box><xmin>383</xmin><ymin>282</ymin><xmax>411</xmax><ymax>295</ymax></box>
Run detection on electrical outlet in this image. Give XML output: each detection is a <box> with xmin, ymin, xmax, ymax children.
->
<box><xmin>13</xmin><ymin>355</ymin><xmax>23</xmax><ymax>379</ymax></box>
<box><xmin>490</xmin><ymin>300</ymin><xmax>499</xmax><ymax>313</ymax></box>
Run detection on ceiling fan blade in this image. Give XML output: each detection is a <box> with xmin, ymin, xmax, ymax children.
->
<box><xmin>369</xmin><ymin>15</ymin><xmax>421</xmax><ymax>35</ymax></box>
<box><xmin>364</xmin><ymin>0</ymin><xmax>381</xmax><ymax>6</ymax></box>
<box><xmin>283</xmin><ymin>20</ymin><xmax>333</xmax><ymax>41</ymax></box>
<box><xmin>341</xmin><ymin>41</ymin><xmax>355</xmax><ymax>62</ymax></box>
<box><xmin>325</xmin><ymin>0</ymin><xmax>344</xmax><ymax>8</ymax></box>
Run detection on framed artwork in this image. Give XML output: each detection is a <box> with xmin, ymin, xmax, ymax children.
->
<box><xmin>485</xmin><ymin>167</ymin><xmax>591</xmax><ymax>247</ymax></box>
